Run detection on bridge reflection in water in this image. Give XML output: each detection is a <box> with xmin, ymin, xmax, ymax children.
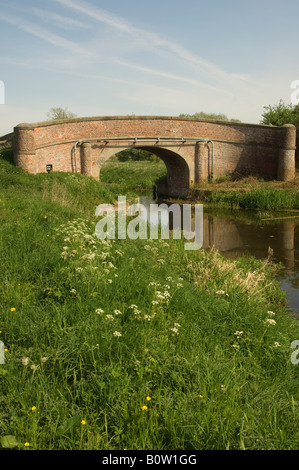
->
<box><xmin>135</xmin><ymin>197</ymin><xmax>299</xmax><ymax>317</ymax></box>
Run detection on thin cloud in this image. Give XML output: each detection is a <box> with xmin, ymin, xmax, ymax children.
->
<box><xmin>0</xmin><ymin>11</ymin><xmax>94</xmax><ymax>57</ymax></box>
<box><xmin>56</xmin><ymin>0</ymin><xmax>136</xmax><ymax>35</ymax></box>
<box><xmin>32</xmin><ymin>8</ymin><xmax>92</xmax><ymax>31</ymax></box>
<box><xmin>114</xmin><ymin>59</ymin><xmax>233</xmax><ymax>96</ymax></box>
<box><xmin>55</xmin><ymin>0</ymin><xmax>250</xmax><ymax>86</ymax></box>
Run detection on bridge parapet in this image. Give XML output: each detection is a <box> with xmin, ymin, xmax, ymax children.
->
<box><xmin>13</xmin><ymin>116</ymin><xmax>296</xmax><ymax>197</ymax></box>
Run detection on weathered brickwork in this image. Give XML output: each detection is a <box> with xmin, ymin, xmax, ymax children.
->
<box><xmin>13</xmin><ymin>116</ymin><xmax>296</xmax><ymax>197</ymax></box>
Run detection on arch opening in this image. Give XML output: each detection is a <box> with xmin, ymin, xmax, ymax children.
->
<box><xmin>96</xmin><ymin>144</ymin><xmax>190</xmax><ymax>198</ymax></box>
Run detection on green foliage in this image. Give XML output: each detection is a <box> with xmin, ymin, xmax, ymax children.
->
<box><xmin>116</xmin><ymin>148</ymin><xmax>156</xmax><ymax>162</ymax></box>
<box><xmin>179</xmin><ymin>111</ymin><xmax>241</xmax><ymax>122</ymax></box>
<box><xmin>1</xmin><ymin>435</ymin><xmax>23</xmax><ymax>449</ymax></box>
<box><xmin>261</xmin><ymin>100</ymin><xmax>299</xmax><ymax>165</ymax></box>
<box><xmin>260</xmin><ymin>99</ymin><xmax>299</xmax><ymax>127</ymax></box>
<box><xmin>204</xmin><ymin>187</ymin><xmax>299</xmax><ymax>210</ymax></box>
<box><xmin>100</xmin><ymin>160</ymin><xmax>167</xmax><ymax>193</ymax></box>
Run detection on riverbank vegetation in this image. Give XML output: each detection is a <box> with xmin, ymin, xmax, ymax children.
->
<box><xmin>0</xmin><ymin>147</ymin><xmax>298</xmax><ymax>450</ymax></box>
<box><xmin>191</xmin><ymin>172</ymin><xmax>299</xmax><ymax>210</ymax></box>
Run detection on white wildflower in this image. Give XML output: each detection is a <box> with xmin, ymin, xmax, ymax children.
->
<box><xmin>170</xmin><ymin>327</ymin><xmax>179</xmax><ymax>335</ymax></box>
<box><xmin>105</xmin><ymin>314</ymin><xmax>114</xmax><ymax>320</ymax></box>
<box><xmin>113</xmin><ymin>331</ymin><xmax>122</xmax><ymax>337</ymax></box>
<box><xmin>234</xmin><ymin>330</ymin><xmax>244</xmax><ymax>338</ymax></box>
<box><xmin>265</xmin><ymin>318</ymin><xmax>276</xmax><ymax>326</ymax></box>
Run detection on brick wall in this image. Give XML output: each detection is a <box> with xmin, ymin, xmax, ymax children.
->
<box><xmin>13</xmin><ymin>116</ymin><xmax>296</xmax><ymax>196</ymax></box>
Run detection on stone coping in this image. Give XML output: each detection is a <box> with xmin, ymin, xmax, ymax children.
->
<box><xmin>14</xmin><ymin>115</ymin><xmax>290</xmax><ymax>130</ymax></box>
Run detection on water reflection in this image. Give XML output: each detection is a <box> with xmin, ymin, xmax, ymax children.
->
<box><xmin>137</xmin><ymin>196</ymin><xmax>299</xmax><ymax>317</ymax></box>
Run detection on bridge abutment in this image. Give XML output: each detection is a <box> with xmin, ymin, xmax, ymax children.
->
<box><xmin>277</xmin><ymin>124</ymin><xmax>296</xmax><ymax>181</ymax></box>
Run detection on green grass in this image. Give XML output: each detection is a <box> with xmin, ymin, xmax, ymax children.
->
<box><xmin>100</xmin><ymin>159</ymin><xmax>167</xmax><ymax>194</ymax></box>
<box><xmin>196</xmin><ymin>187</ymin><xmax>299</xmax><ymax>210</ymax></box>
<box><xmin>191</xmin><ymin>173</ymin><xmax>299</xmax><ymax>210</ymax></box>
<box><xmin>0</xmin><ymin>149</ymin><xmax>299</xmax><ymax>450</ymax></box>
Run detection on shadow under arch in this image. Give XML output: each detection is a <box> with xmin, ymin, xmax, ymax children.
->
<box><xmin>96</xmin><ymin>144</ymin><xmax>190</xmax><ymax>198</ymax></box>
<box><xmin>136</xmin><ymin>145</ymin><xmax>190</xmax><ymax>197</ymax></box>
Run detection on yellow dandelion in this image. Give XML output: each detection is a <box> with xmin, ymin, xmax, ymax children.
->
<box><xmin>24</xmin><ymin>442</ymin><xmax>30</xmax><ymax>447</ymax></box>
<box><xmin>31</xmin><ymin>406</ymin><xmax>36</xmax><ymax>411</ymax></box>
<box><xmin>81</xmin><ymin>420</ymin><xmax>86</xmax><ymax>425</ymax></box>
<box><xmin>146</xmin><ymin>396</ymin><xmax>151</xmax><ymax>401</ymax></box>
<box><xmin>10</xmin><ymin>308</ymin><xmax>16</xmax><ymax>312</ymax></box>
<box><xmin>4</xmin><ymin>349</ymin><xmax>8</xmax><ymax>353</ymax></box>
<box><xmin>199</xmin><ymin>395</ymin><xmax>204</xmax><ymax>399</ymax></box>
<box><xmin>141</xmin><ymin>406</ymin><xmax>148</xmax><ymax>411</ymax></box>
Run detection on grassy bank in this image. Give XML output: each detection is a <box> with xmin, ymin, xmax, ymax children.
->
<box><xmin>190</xmin><ymin>173</ymin><xmax>299</xmax><ymax>210</ymax></box>
<box><xmin>0</xmin><ymin>150</ymin><xmax>299</xmax><ymax>450</ymax></box>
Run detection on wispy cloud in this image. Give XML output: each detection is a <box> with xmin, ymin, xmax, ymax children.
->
<box><xmin>113</xmin><ymin>59</ymin><xmax>233</xmax><ymax>96</ymax></box>
<box><xmin>32</xmin><ymin>8</ymin><xmax>92</xmax><ymax>31</ymax></box>
<box><xmin>0</xmin><ymin>10</ymin><xmax>94</xmax><ymax>57</ymax></box>
<box><xmin>55</xmin><ymin>0</ymin><xmax>250</xmax><ymax>87</ymax></box>
<box><xmin>56</xmin><ymin>0</ymin><xmax>137</xmax><ymax>35</ymax></box>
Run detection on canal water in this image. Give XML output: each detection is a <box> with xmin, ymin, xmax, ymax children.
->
<box><xmin>136</xmin><ymin>196</ymin><xmax>299</xmax><ymax>318</ymax></box>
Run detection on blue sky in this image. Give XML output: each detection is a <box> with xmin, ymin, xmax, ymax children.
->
<box><xmin>0</xmin><ymin>0</ymin><xmax>299</xmax><ymax>135</ymax></box>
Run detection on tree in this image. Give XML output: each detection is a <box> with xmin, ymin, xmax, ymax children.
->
<box><xmin>179</xmin><ymin>111</ymin><xmax>241</xmax><ymax>122</ymax></box>
<box><xmin>260</xmin><ymin>100</ymin><xmax>299</xmax><ymax>165</ymax></box>
<box><xmin>116</xmin><ymin>148</ymin><xmax>156</xmax><ymax>162</ymax></box>
<box><xmin>46</xmin><ymin>107</ymin><xmax>77</xmax><ymax>121</ymax></box>
<box><xmin>260</xmin><ymin>99</ymin><xmax>299</xmax><ymax>127</ymax></box>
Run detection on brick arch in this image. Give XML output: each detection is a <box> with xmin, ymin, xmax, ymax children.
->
<box><xmin>83</xmin><ymin>143</ymin><xmax>191</xmax><ymax>197</ymax></box>
<box><xmin>13</xmin><ymin>115</ymin><xmax>296</xmax><ymax>198</ymax></box>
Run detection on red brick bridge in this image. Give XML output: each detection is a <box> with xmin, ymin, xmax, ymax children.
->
<box><xmin>13</xmin><ymin>116</ymin><xmax>296</xmax><ymax>197</ymax></box>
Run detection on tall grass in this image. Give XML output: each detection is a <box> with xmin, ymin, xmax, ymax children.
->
<box><xmin>196</xmin><ymin>187</ymin><xmax>299</xmax><ymax>210</ymax></box>
<box><xmin>0</xmin><ymin>149</ymin><xmax>298</xmax><ymax>450</ymax></box>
